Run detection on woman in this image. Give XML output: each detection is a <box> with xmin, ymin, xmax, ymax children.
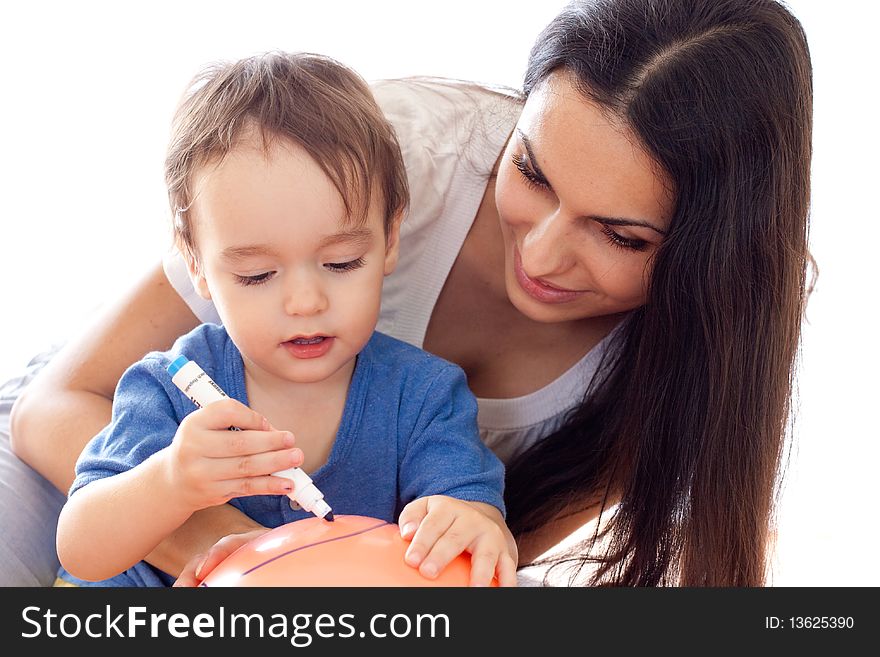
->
<box><xmin>7</xmin><ymin>0</ymin><xmax>812</xmax><ymax>586</ymax></box>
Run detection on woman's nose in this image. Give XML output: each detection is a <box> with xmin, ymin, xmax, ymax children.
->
<box><xmin>282</xmin><ymin>273</ymin><xmax>329</xmax><ymax>317</ymax></box>
<box><xmin>519</xmin><ymin>212</ymin><xmax>576</xmax><ymax>280</ymax></box>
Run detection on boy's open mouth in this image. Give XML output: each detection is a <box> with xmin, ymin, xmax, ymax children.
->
<box><xmin>288</xmin><ymin>336</ymin><xmax>328</xmax><ymax>345</ymax></box>
<box><xmin>282</xmin><ymin>335</ymin><xmax>335</xmax><ymax>359</ymax></box>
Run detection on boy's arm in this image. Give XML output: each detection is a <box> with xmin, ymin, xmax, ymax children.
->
<box><xmin>397</xmin><ymin>364</ymin><xmax>515</xmax><ymax>585</ymax></box>
<box><xmin>56</xmin><ymin>450</ymin><xmax>193</xmax><ymax>581</ymax></box>
<box><xmin>54</xmin><ymin>357</ymin><xmax>192</xmax><ymax>581</ymax></box>
<box><xmin>59</xmin><ymin>405</ymin><xmax>295</xmax><ymax>582</ymax></box>
<box><xmin>56</xmin><ymin>356</ymin><xmax>301</xmax><ymax>582</ymax></box>
<box><xmin>398</xmin><ymin>363</ymin><xmax>506</xmax><ymax>518</ymax></box>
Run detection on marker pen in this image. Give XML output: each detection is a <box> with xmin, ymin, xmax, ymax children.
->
<box><xmin>166</xmin><ymin>355</ymin><xmax>334</xmax><ymax>521</ymax></box>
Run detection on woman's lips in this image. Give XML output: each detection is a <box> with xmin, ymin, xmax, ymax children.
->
<box><xmin>513</xmin><ymin>248</ymin><xmax>585</xmax><ymax>304</ymax></box>
<box><xmin>282</xmin><ymin>336</ymin><xmax>334</xmax><ymax>359</ymax></box>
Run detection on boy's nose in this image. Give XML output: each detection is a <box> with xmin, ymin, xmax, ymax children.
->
<box><xmin>282</xmin><ymin>276</ymin><xmax>329</xmax><ymax>317</ymax></box>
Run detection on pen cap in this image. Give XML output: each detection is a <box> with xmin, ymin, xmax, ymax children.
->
<box><xmin>273</xmin><ymin>466</ymin><xmax>332</xmax><ymax>519</ymax></box>
<box><xmin>167</xmin><ymin>357</ymin><xmax>228</xmax><ymax>408</ymax></box>
<box><xmin>167</xmin><ymin>355</ymin><xmax>190</xmax><ymax>377</ymax></box>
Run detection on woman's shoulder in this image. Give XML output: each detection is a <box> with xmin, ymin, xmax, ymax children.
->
<box><xmin>370</xmin><ymin>77</ymin><xmax>521</xmax><ymax>169</ymax></box>
<box><xmin>362</xmin><ymin>331</ymin><xmax>469</xmax><ymax>392</ymax></box>
<box><xmin>371</xmin><ymin>77</ymin><xmax>522</xmax><ymax>119</ymax></box>
<box><xmin>364</xmin><ymin>330</ymin><xmax>458</xmax><ymax>370</ymax></box>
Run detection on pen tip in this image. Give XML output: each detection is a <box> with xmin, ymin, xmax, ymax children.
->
<box><xmin>324</xmin><ymin>512</ymin><xmax>335</xmax><ymax>522</ymax></box>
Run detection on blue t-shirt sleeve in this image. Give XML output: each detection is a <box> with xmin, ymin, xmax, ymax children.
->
<box><xmin>70</xmin><ymin>356</ymin><xmax>183</xmax><ymax>498</ymax></box>
<box><xmin>398</xmin><ymin>363</ymin><xmax>506</xmax><ymax>516</ymax></box>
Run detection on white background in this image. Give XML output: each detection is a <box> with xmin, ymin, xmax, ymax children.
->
<box><xmin>1</xmin><ymin>1</ymin><xmax>877</xmax><ymax>585</ymax></box>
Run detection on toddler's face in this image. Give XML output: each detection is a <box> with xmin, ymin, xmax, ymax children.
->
<box><xmin>186</xmin><ymin>131</ymin><xmax>399</xmax><ymax>389</ymax></box>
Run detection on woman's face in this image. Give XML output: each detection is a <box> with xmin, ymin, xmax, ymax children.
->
<box><xmin>495</xmin><ymin>70</ymin><xmax>675</xmax><ymax>324</ymax></box>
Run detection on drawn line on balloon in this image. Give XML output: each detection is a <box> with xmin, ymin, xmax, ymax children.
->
<box><xmin>200</xmin><ymin>520</ymin><xmax>391</xmax><ymax>585</ymax></box>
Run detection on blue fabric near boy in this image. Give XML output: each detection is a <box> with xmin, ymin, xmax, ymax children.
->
<box><xmin>59</xmin><ymin>323</ymin><xmax>505</xmax><ymax>586</ymax></box>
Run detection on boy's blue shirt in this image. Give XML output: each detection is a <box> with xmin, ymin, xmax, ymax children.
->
<box><xmin>62</xmin><ymin>324</ymin><xmax>505</xmax><ymax>586</ymax></box>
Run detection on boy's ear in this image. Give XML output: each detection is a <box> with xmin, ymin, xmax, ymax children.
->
<box><xmin>383</xmin><ymin>211</ymin><xmax>403</xmax><ymax>276</ymax></box>
<box><xmin>185</xmin><ymin>254</ymin><xmax>212</xmax><ymax>301</ymax></box>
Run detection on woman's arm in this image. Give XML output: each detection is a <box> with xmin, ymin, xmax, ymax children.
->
<box><xmin>8</xmin><ymin>261</ymin><xmax>262</xmax><ymax>576</ymax></box>
<box><xmin>10</xmin><ymin>262</ymin><xmax>199</xmax><ymax>491</ymax></box>
<box><xmin>150</xmin><ymin>506</ymin><xmax>265</xmax><ymax>579</ymax></box>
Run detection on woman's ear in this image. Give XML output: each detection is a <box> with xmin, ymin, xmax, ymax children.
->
<box><xmin>383</xmin><ymin>212</ymin><xmax>403</xmax><ymax>276</ymax></box>
<box><xmin>185</xmin><ymin>253</ymin><xmax>212</xmax><ymax>301</ymax></box>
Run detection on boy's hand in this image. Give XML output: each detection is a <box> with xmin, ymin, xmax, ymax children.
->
<box><xmin>159</xmin><ymin>398</ymin><xmax>303</xmax><ymax>512</ymax></box>
<box><xmin>398</xmin><ymin>496</ymin><xmax>518</xmax><ymax>587</ymax></box>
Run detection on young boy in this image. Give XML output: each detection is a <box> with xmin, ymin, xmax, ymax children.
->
<box><xmin>55</xmin><ymin>52</ymin><xmax>515</xmax><ymax>587</ymax></box>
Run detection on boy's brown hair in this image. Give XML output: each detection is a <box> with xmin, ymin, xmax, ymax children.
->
<box><xmin>165</xmin><ymin>51</ymin><xmax>408</xmax><ymax>265</ymax></box>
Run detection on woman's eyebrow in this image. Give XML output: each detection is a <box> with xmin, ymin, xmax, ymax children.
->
<box><xmin>518</xmin><ymin>129</ymin><xmax>667</xmax><ymax>237</ymax></box>
<box><xmin>589</xmin><ymin>216</ymin><xmax>667</xmax><ymax>236</ymax></box>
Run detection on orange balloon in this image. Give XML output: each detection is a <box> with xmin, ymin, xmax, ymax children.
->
<box><xmin>200</xmin><ymin>514</ymin><xmax>496</xmax><ymax>587</ymax></box>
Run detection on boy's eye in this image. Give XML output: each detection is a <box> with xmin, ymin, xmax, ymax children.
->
<box><xmin>324</xmin><ymin>257</ymin><xmax>366</xmax><ymax>273</ymax></box>
<box><xmin>235</xmin><ymin>271</ymin><xmax>275</xmax><ymax>286</ymax></box>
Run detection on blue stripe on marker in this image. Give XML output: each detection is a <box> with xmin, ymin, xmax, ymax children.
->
<box><xmin>167</xmin><ymin>355</ymin><xmax>190</xmax><ymax>377</ymax></box>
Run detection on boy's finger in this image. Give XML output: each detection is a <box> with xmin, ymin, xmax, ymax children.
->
<box><xmin>407</xmin><ymin>515</ymin><xmax>462</xmax><ymax>577</ymax></box>
<box><xmin>403</xmin><ymin>507</ymin><xmax>455</xmax><ymax>571</ymax></box>
<box><xmin>194</xmin><ymin>398</ymin><xmax>270</xmax><ymax>431</ymax></box>
<box><xmin>468</xmin><ymin>549</ymin><xmax>501</xmax><ymax>587</ymax></box>
<box><xmin>419</xmin><ymin>534</ymin><xmax>473</xmax><ymax>580</ymax></box>
<box><xmin>495</xmin><ymin>552</ymin><xmax>518</xmax><ymax>588</ymax></box>
<box><xmin>216</xmin><ymin>474</ymin><xmax>299</xmax><ymax>499</ymax></box>
<box><xmin>215</xmin><ymin>449</ymin><xmax>304</xmax><ymax>482</ymax></box>
<box><xmin>202</xmin><ymin>430</ymin><xmax>296</xmax><ymax>457</ymax></box>
<box><xmin>397</xmin><ymin>498</ymin><xmax>429</xmax><ymax>541</ymax></box>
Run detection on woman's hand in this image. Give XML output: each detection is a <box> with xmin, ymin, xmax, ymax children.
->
<box><xmin>161</xmin><ymin>399</ymin><xmax>303</xmax><ymax>513</ymax></box>
<box><xmin>173</xmin><ymin>527</ymin><xmax>271</xmax><ymax>586</ymax></box>
<box><xmin>398</xmin><ymin>496</ymin><xmax>518</xmax><ymax>587</ymax></box>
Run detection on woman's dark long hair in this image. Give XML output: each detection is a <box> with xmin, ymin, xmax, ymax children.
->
<box><xmin>504</xmin><ymin>0</ymin><xmax>813</xmax><ymax>586</ymax></box>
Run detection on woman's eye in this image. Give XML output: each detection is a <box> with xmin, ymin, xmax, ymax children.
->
<box><xmin>511</xmin><ymin>152</ymin><xmax>550</xmax><ymax>191</ymax></box>
<box><xmin>325</xmin><ymin>257</ymin><xmax>366</xmax><ymax>273</ymax></box>
<box><xmin>599</xmin><ymin>224</ymin><xmax>649</xmax><ymax>252</ymax></box>
<box><xmin>235</xmin><ymin>271</ymin><xmax>275</xmax><ymax>286</ymax></box>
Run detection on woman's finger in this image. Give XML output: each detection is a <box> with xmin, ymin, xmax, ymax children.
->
<box><xmin>172</xmin><ymin>552</ymin><xmax>206</xmax><ymax>587</ymax></box>
<box><xmin>182</xmin><ymin>528</ymin><xmax>271</xmax><ymax>585</ymax></box>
